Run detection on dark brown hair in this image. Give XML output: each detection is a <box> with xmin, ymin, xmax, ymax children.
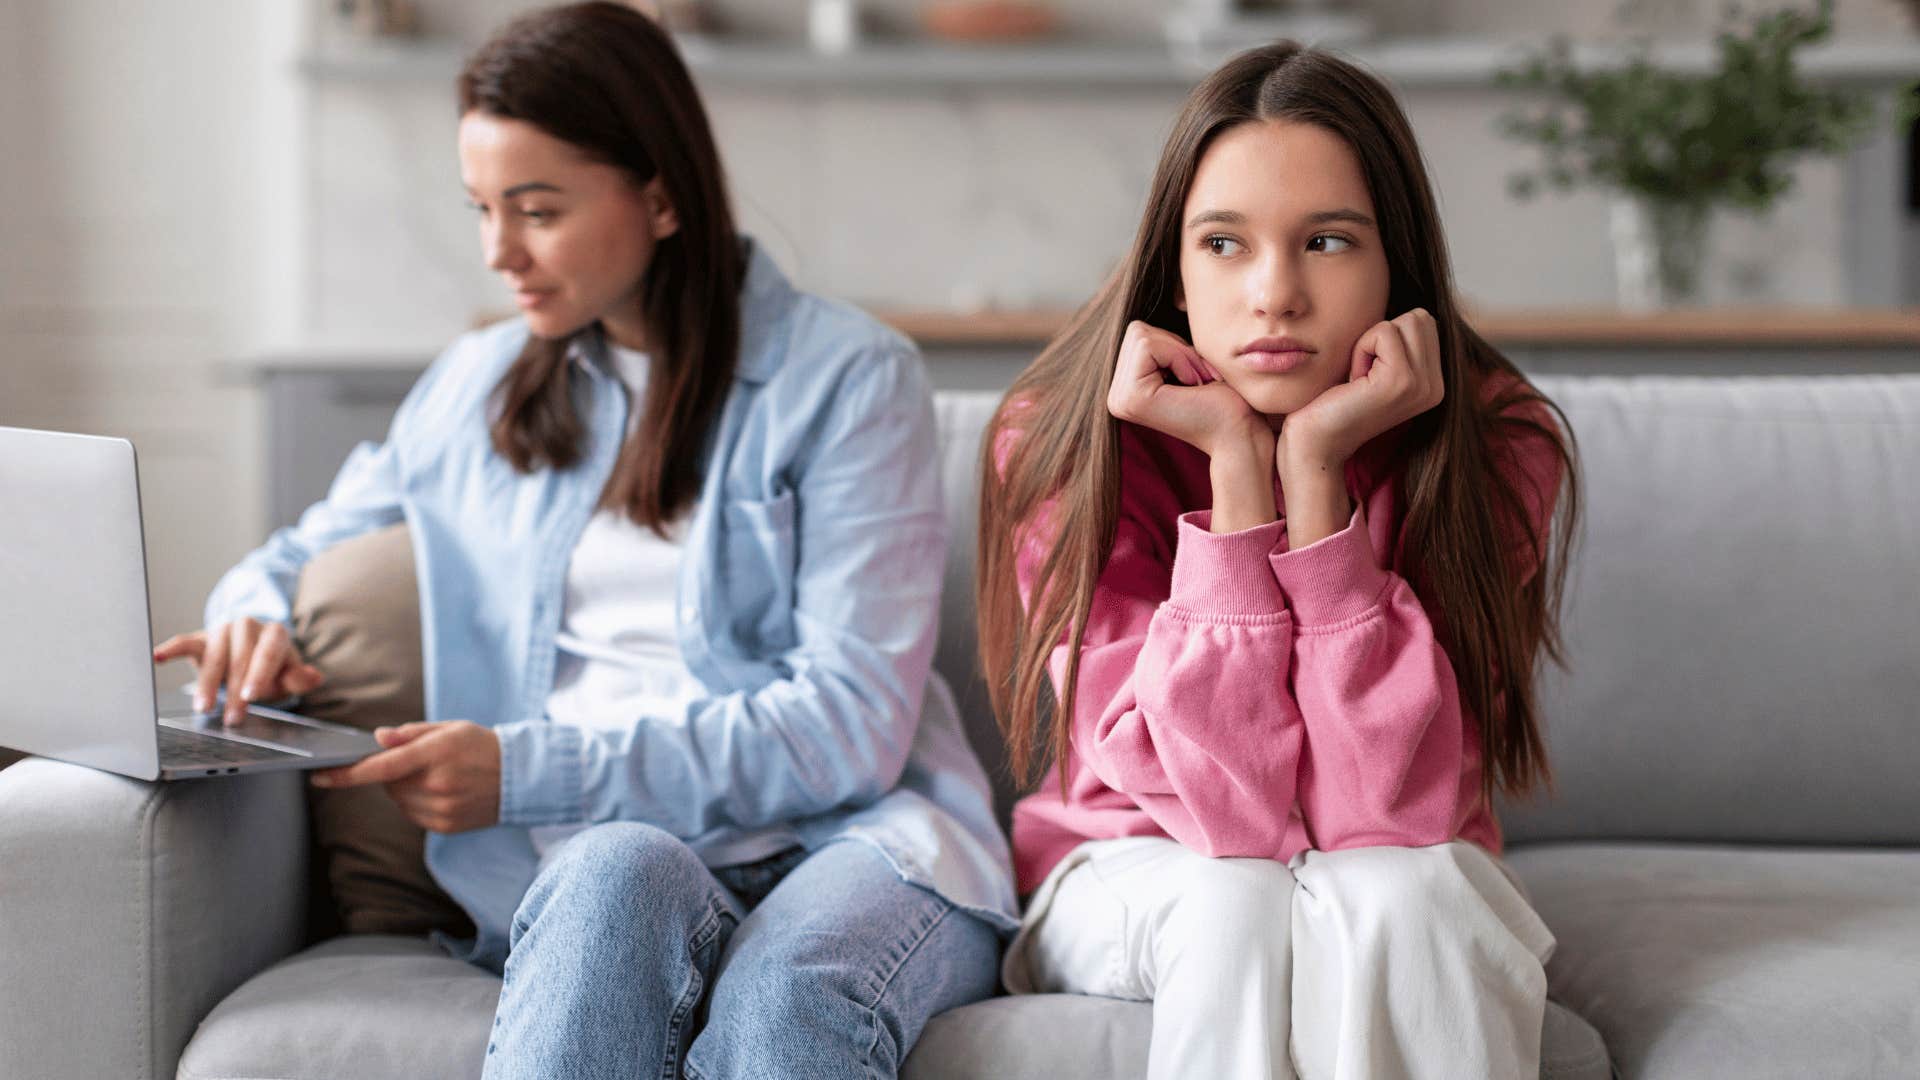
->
<box><xmin>978</xmin><ymin>42</ymin><xmax>1580</xmax><ymax>803</ymax></box>
<box><xmin>460</xmin><ymin>1</ymin><xmax>742</xmax><ymax>530</ymax></box>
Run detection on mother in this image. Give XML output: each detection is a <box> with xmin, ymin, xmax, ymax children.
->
<box><xmin>156</xmin><ymin>4</ymin><xmax>1013</xmax><ymax>1076</ymax></box>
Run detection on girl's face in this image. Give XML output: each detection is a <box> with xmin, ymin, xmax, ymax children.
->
<box><xmin>1177</xmin><ymin>119</ymin><xmax>1391</xmax><ymax>417</ymax></box>
<box><xmin>458</xmin><ymin>111</ymin><xmax>678</xmax><ymax>351</ymax></box>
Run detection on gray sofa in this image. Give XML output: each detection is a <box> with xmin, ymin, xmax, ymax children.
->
<box><xmin>5</xmin><ymin>373</ymin><xmax>1918</xmax><ymax>1079</ymax></box>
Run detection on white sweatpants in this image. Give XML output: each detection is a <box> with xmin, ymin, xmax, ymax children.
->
<box><xmin>1002</xmin><ymin>837</ymin><xmax>1556</xmax><ymax>1080</ymax></box>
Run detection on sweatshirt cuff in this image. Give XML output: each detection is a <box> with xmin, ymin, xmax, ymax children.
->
<box><xmin>1268</xmin><ymin>502</ymin><xmax>1393</xmax><ymax>627</ymax></box>
<box><xmin>1168</xmin><ymin>510</ymin><xmax>1289</xmax><ymax>617</ymax></box>
<box><xmin>494</xmin><ymin>719</ymin><xmax>583</xmax><ymax>827</ymax></box>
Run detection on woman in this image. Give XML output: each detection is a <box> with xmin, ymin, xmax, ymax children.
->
<box><xmin>155</xmin><ymin>4</ymin><xmax>1013</xmax><ymax>1076</ymax></box>
<box><xmin>978</xmin><ymin>42</ymin><xmax>1581</xmax><ymax>1079</ymax></box>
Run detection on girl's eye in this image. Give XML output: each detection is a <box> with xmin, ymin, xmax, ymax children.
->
<box><xmin>1308</xmin><ymin>233</ymin><xmax>1354</xmax><ymax>253</ymax></box>
<box><xmin>1204</xmin><ymin>235</ymin><xmax>1246</xmax><ymax>257</ymax></box>
<box><xmin>466</xmin><ymin>200</ymin><xmax>488</xmax><ymax>217</ymax></box>
<box><xmin>521</xmin><ymin>208</ymin><xmax>556</xmax><ymax>225</ymax></box>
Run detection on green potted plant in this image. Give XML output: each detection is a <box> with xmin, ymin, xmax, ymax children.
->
<box><xmin>1497</xmin><ymin>1</ymin><xmax>1872</xmax><ymax>311</ymax></box>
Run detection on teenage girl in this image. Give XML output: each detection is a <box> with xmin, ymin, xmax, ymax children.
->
<box><xmin>977</xmin><ymin>42</ymin><xmax>1579</xmax><ymax>1080</ymax></box>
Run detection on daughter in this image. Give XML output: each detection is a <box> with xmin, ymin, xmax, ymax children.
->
<box><xmin>978</xmin><ymin>42</ymin><xmax>1579</xmax><ymax>1079</ymax></box>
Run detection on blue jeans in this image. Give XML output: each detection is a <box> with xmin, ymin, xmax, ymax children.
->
<box><xmin>480</xmin><ymin>823</ymin><xmax>1001</xmax><ymax>1080</ymax></box>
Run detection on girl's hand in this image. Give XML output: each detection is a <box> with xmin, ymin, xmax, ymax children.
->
<box><xmin>154</xmin><ymin>619</ymin><xmax>327</xmax><ymax>726</ymax></box>
<box><xmin>1106</xmin><ymin>320</ymin><xmax>1265</xmax><ymax>460</ymax></box>
<box><xmin>1279</xmin><ymin>308</ymin><xmax>1444</xmax><ymax>475</ymax></box>
<box><xmin>310</xmin><ymin>721</ymin><xmax>502</xmax><ymax>834</ymax></box>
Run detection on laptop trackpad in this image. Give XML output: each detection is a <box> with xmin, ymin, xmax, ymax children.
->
<box><xmin>159</xmin><ymin>706</ymin><xmax>380</xmax><ymax>760</ymax></box>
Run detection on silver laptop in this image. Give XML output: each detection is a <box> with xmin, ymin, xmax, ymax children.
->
<box><xmin>0</xmin><ymin>425</ymin><xmax>379</xmax><ymax>780</ymax></box>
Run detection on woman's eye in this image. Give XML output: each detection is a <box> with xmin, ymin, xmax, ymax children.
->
<box><xmin>521</xmin><ymin>208</ymin><xmax>556</xmax><ymax>225</ymax></box>
<box><xmin>1308</xmin><ymin>233</ymin><xmax>1354</xmax><ymax>253</ymax></box>
<box><xmin>466</xmin><ymin>200</ymin><xmax>488</xmax><ymax>217</ymax></box>
<box><xmin>1204</xmin><ymin>235</ymin><xmax>1245</xmax><ymax>256</ymax></box>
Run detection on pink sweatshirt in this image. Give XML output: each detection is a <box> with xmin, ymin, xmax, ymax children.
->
<box><xmin>1008</xmin><ymin>386</ymin><xmax>1564</xmax><ymax>894</ymax></box>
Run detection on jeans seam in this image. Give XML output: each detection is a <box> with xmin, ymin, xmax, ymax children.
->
<box><xmin>858</xmin><ymin>898</ymin><xmax>956</xmax><ymax>1079</ymax></box>
<box><xmin>663</xmin><ymin>899</ymin><xmax>732</xmax><ymax>1080</ymax></box>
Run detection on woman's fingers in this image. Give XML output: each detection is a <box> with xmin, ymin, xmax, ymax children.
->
<box><xmin>283</xmin><ymin>662</ymin><xmax>327</xmax><ymax>696</ymax></box>
<box><xmin>152</xmin><ymin>631</ymin><xmax>205</xmax><ymax>665</ymax></box>
<box><xmin>165</xmin><ymin>619</ymin><xmax>318</xmax><ymax>715</ymax></box>
<box><xmin>241</xmin><ymin>623</ymin><xmax>291</xmax><ymax>704</ymax></box>
<box><xmin>224</xmin><ymin>619</ymin><xmax>261</xmax><ymax>725</ymax></box>
<box><xmin>193</xmin><ymin>623</ymin><xmax>230</xmax><ymax>714</ymax></box>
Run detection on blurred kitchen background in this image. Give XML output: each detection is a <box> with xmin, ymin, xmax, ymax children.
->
<box><xmin>2</xmin><ymin>0</ymin><xmax>1918</xmax><ymax>643</ymax></box>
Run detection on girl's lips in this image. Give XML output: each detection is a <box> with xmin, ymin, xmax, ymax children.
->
<box><xmin>1239</xmin><ymin>348</ymin><xmax>1314</xmax><ymax>374</ymax></box>
<box><xmin>515</xmin><ymin>290</ymin><xmax>553</xmax><ymax>310</ymax></box>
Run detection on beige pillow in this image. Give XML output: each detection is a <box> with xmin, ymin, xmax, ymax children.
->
<box><xmin>292</xmin><ymin>523</ymin><xmax>472</xmax><ymax>939</ymax></box>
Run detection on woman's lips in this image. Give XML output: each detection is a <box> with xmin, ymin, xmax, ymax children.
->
<box><xmin>1238</xmin><ymin>348</ymin><xmax>1314</xmax><ymax>374</ymax></box>
<box><xmin>515</xmin><ymin>289</ymin><xmax>554</xmax><ymax>310</ymax></box>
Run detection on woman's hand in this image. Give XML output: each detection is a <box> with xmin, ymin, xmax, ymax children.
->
<box><xmin>1108</xmin><ymin>321</ymin><xmax>1279</xmax><ymax>532</ymax></box>
<box><xmin>1106</xmin><ymin>320</ymin><xmax>1266</xmax><ymax>461</ymax></box>
<box><xmin>310</xmin><ymin>721</ymin><xmax>502</xmax><ymax>834</ymax></box>
<box><xmin>1278</xmin><ymin>308</ymin><xmax>1445</xmax><ymax>476</ymax></box>
<box><xmin>153</xmin><ymin>618</ymin><xmax>327</xmax><ymax>725</ymax></box>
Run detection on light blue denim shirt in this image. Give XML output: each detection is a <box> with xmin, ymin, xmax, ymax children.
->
<box><xmin>207</xmin><ymin>243</ymin><xmax>1018</xmax><ymax>965</ymax></box>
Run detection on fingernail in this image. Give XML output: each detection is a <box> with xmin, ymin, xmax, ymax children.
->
<box><xmin>241</xmin><ymin>684</ymin><xmax>258</xmax><ymax>703</ymax></box>
<box><xmin>310</xmin><ymin>774</ymin><xmax>331</xmax><ymax>789</ymax></box>
<box><xmin>193</xmin><ymin>694</ymin><xmax>209</xmax><ymax>713</ymax></box>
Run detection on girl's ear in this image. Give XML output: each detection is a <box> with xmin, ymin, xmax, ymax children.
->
<box><xmin>1174</xmin><ymin>282</ymin><xmax>1186</xmax><ymax>312</ymax></box>
<box><xmin>643</xmin><ymin>176</ymin><xmax>679</xmax><ymax>240</ymax></box>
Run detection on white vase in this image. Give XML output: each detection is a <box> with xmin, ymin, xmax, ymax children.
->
<box><xmin>1609</xmin><ymin>196</ymin><xmax>1710</xmax><ymax>312</ymax></box>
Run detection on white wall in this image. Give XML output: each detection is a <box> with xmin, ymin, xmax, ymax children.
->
<box><xmin>0</xmin><ymin>0</ymin><xmax>274</xmax><ymax>646</ymax></box>
<box><xmin>299</xmin><ymin>0</ymin><xmax>1913</xmax><ymax>349</ymax></box>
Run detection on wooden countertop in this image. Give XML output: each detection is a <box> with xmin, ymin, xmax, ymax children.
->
<box><xmin>877</xmin><ymin>307</ymin><xmax>1920</xmax><ymax>349</ymax></box>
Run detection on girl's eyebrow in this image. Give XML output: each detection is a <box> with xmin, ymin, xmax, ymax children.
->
<box><xmin>1185</xmin><ymin>209</ymin><xmax>1246</xmax><ymax>230</ymax></box>
<box><xmin>1184</xmin><ymin>207</ymin><xmax>1378</xmax><ymax>230</ymax></box>
<box><xmin>1305</xmin><ymin>208</ymin><xmax>1376</xmax><ymax>228</ymax></box>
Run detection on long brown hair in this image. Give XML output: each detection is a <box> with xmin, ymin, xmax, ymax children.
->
<box><xmin>978</xmin><ymin>42</ymin><xmax>1580</xmax><ymax>804</ymax></box>
<box><xmin>459</xmin><ymin>1</ymin><xmax>743</xmax><ymax>530</ymax></box>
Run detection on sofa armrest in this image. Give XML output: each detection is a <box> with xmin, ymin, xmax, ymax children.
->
<box><xmin>0</xmin><ymin>758</ymin><xmax>310</xmax><ymax>1080</ymax></box>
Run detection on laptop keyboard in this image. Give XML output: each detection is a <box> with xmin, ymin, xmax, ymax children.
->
<box><xmin>158</xmin><ymin>725</ymin><xmax>307</xmax><ymax>769</ymax></box>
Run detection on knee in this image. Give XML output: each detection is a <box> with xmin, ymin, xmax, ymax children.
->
<box><xmin>1162</xmin><ymin>856</ymin><xmax>1296</xmax><ymax>958</ymax></box>
<box><xmin>1298</xmin><ymin>843</ymin><xmax>1493</xmax><ymax>940</ymax></box>
<box><xmin>517</xmin><ymin>823</ymin><xmax>714</xmax><ymax>930</ymax></box>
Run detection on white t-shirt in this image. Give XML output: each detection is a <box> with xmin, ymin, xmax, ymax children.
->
<box><xmin>529</xmin><ymin>341</ymin><xmax>799</xmax><ymax>869</ymax></box>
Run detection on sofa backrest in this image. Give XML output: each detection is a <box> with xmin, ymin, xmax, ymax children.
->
<box><xmin>930</xmin><ymin>376</ymin><xmax>1920</xmax><ymax>847</ymax></box>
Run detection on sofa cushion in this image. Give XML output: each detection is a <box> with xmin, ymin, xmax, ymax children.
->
<box><xmin>932</xmin><ymin>393</ymin><xmax>1019</xmax><ymax>827</ymax></box>
<box><xmin>1509</xmin><ymin>842</ymin><xmax>1920</xmax><ymax>1079</ymax></box>
<box><xmin>291</xmin><ymin>523</ymin><xmax>471</xmax><ymax>938</ymax></box>
<box><xmin>1497</xmin><ymin>375</ymin><xmax>1920</xmax><ymax>846</ymax></box>
<box><xmin>178</xmin><ymin>935</ymin><xmax>1607</xmax><ymax>1079</ymax></box>
<box><xmin>177</xmin><ymin>935</ymin><xmax>496</xmax><ymax>1080</ymax></box>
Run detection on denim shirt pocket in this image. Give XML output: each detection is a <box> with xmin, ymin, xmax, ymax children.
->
<box><xmin>716</xmin><ymin>488</ymin><xmax>799</xmax><ymax>651</ymax></box>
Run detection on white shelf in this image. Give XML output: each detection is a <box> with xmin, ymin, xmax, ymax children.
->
<box><xmin>298</xmin><ymin>35</ymin><xmax>1920</xmax><ymax>92</ymax></box>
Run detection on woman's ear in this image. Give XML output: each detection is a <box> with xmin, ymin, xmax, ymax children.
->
<box><xmin>1174</xmin><ymin>282</ymin><xmax>1186</xmax><ymax>312</ymax></box>
<box><xmin>643</xmin><ymin>176</ymin><xmax>679</xmax><ymax>240</ymax></box>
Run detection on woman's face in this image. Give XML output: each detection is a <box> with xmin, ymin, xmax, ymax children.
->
<box><xmin>457</xmin><ymin>111</ymin><xmax>677</xmax><ymax>350</ymax></box>
<box><xmin>1177</xmin><ymin>119</ymin><xmax>1391</xmax><ymax>417</ymax></box>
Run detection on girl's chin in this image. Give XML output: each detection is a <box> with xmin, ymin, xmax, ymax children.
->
<box><xmin>1235</xmin><ymin>383</ymin><xmax>1327</xmax><ymax>419</ymax></box>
